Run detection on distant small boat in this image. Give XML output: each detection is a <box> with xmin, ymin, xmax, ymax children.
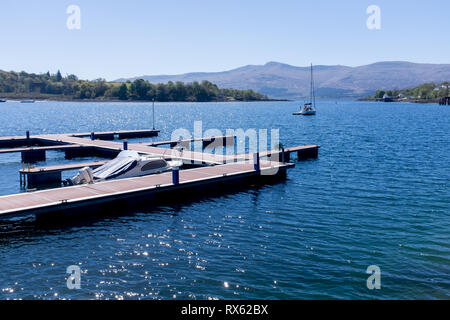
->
<box><xmin>293</xmin><ymin>103</ymin><xmax>316</xmax><ymax>116</ymax></box>
<box><xmin>20</xmin><ymin>100</ymin><xmax>35</xmax><ymax>103</ymax></box>
<box><xmin>0</xmin><ymin>99</ymin><xmax>6</xmax><ymax>103</ymax></box>
<box><xmin>293</xmin><ymin>63</ymin><xmax>317</xmax><ymax>116</ymax></box>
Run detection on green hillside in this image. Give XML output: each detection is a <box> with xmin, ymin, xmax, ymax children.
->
<box><xmin>0</xmin><ymin>70</ymin><xmax>270</xmax><ymax>102</ymax></box>
<box><xmin>373</xmin><ymin>82</ymin><xmax>449</xmax><ymax>100</ymax></box>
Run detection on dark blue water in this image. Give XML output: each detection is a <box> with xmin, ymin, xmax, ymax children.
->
<box><xmin>0</xmin><ymin>100</ymin><xmax>449</xmax><ymax>299</ymax></box>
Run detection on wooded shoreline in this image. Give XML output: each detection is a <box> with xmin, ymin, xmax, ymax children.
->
<box><xmin>358</xmin><ymin>97</ymin><xmax>443</xmax><ymax>104</ymax></box>
<box><xmin>0</xmin><ymin>94</ymin><xmax>288</xmax><ymax>103</ymax></box>
<box><xmin>0</xmin><ymin>70</ymin><xmax>277</xmax><ymax>103</ymax></box>
<box><xmin>361</xmin><ymin>81</ymin><xmax>449</xmax><ymax>105</ymax></box>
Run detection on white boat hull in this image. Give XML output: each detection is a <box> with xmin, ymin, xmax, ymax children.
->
<box><xmin>293</xmin><ymin>110</ymin><xmax>316</xmax><ymax>116</ymax></box>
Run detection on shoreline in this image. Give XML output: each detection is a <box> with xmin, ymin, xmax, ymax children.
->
<box><xmin>358</xmin><ymin>98</ymin><xmax>442</xmax><ymax>104</ymax></box>
<box><xmin>0</xmin><ymin>96</ymin><xmax>289</xmax><ymax>103</ymax></box>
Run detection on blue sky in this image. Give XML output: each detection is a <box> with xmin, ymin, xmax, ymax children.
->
<box><xmin>0</xmin><ymin>0</ymin><xmax>449</xmax><ymax>80</ymax></box>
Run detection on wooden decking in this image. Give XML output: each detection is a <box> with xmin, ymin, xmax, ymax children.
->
<box><xmin>146</xmin><ymin>135</ymin><xmax>235</xmax><ymax>148</ymax></box>
<box><xmin>1</xmin><ymin>131</ymin><xmax>319</xmax><ymax>166</ymax></box>
<box><xmin>0</xmin><ymin>144</ymin><xmax>78</xmax><ymax>154</ymax></box>
<box><xmin>224</xmin><ymin>145</ymin><xmax>321</xmax><ymax>162</ymax></box>
<box><xmin>20</xmin><ymin>161</ymin><xmax>107</xmax><ymax>174</ymax></box>
<box><xmin>0</xmin><ymin>161</ymin><xmax>293</xmax><ymax>218</ymax></box>
<box><xmin>38</xmin><ymin>134</ymin><xmax>230</xmax><ymax>165</ymax></box>
<box><xmin>17</xmin><ymin>145</ymin><xmax>320</xmax><ymax>188</ymax></box>
<box><xmin>0</xmin><ymin>129</ymin><xmax>319</xmax><ymax>219</ymax></box>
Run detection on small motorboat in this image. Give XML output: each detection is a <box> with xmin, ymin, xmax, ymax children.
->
<box><xmin>68</xmin><ymin>150</ymin><xmax>183</xmax><ymax>185</ymax></box>
<box><xmin>20</xmin><ymin>100</ymin><xmax>35</xmax><ymax>103</ymax></box>
<box><xmin>0</xmin><ymin>99</ymin><xmax>6</xmax><ymax>103</ymax></box>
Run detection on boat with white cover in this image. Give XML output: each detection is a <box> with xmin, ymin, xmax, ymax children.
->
<box><xmin>68</xmin><ymin>150</ymin><xmax>183</xmax><ymax>185</ymax></box>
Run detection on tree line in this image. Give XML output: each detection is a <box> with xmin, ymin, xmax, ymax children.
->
<box><xmin>373</xmin><ymin>82</ymin><xmax>450</xmax><ymax>100</ymax></box>
<box><xmin>0</xmin><ymin>70</ymin><xmax>269</xmax><ymax>102</ymax></box>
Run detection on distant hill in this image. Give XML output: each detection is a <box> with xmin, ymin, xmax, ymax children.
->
<box><xmin>116</xmin><ymin>61</ymin><xmax>450</xmax><ymax>99</ymax></box>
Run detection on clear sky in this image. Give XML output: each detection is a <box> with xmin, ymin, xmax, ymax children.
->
<box><xmin>1</xmin><ymin>0</ymin><xmax>449</xmax><ymax>80</ymax></box>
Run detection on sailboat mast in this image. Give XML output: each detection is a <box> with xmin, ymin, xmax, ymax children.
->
<box><xmin>311</xmin><ymin>63</ymin><xmax>316</xmax><ymax>109</ymax></box>
<box><xmin>310</xmin><ymin>64</ymin><xmax>313</xmax><ymax>105</ymax></box>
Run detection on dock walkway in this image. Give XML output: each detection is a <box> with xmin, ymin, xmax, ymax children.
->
<box><xmin>146</xmin><ymin>135</ymin><xmax>235</xmax><ymax>148</ymax></box>
<box><xmin>0</xmin><ymin>129</ymin><xmax>319</xmax><ymax>219</ymax></box>
<box><xmin>0</xmin><ymin>161</ymin><xmax>293</xmax><ymax>219</ymax></box>
<box><xmin>38</xmin><ymin>134</ymin><xmax>229</xmax><ymax>165</ymax></box>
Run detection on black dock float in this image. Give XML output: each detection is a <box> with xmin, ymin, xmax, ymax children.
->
<box><xmin>263</xmin><ymin>145</ymin><xmax>320</xmax><ymax>162</ymax></box>
<box><xmin>71</xmin><ymin>129</ymin><xmax>160</xmax><ymax>140</ymax></box>
<box><xmin>26</xmin><ymin>171</ymin><xmax>62</xmax><ymax>187</ymax></box>
<box><xmin>92</xmin><ymin>133</ymin><xmax>115</xmax><ymax>140</ymax></box>
<box><xmin>0</xmin><ymin>138</ymin><xmax>44</xmax><ymax>149</ymax></box>
<box><xmin>118</xmin><ymin>130</ymin><xmax>159</xmax><ymax>139</ymax></box>
<box><xmin>21</xmin><ymin>149</ymin><xmax>46</xmax><ymax>163</ymax></box>
<box><xmin>297</xmin><ymin>146</ymin><xmax>319</xmax><ymax>160</ymax></box>
<box><xmin>64</xmin><ymin>146</ymin><xmax>120</xmax><ymax>159</ymax></box>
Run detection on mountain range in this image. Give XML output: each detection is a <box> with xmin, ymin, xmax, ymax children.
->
<box><xmin>116</xmin><ymin>61</ymin><xmax>450</xmax><ymax>99</ymax></box>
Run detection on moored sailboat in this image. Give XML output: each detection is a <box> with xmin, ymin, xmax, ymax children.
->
<box><xmin>293</xmin><ymin>63</ymin><xmax>317</xmax><ymax>116</ymax></box>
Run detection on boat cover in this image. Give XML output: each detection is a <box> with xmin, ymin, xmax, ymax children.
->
<box><xmin>92</xmin><ymin>150</ymin><xmax>139</xmax><ymax>180</ymax></box>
